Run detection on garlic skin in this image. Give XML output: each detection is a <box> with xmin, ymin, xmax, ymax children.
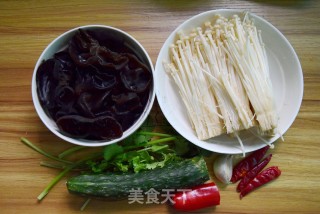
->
<box><xmin>214</xmin><ymin>154</ymin><xmax>233</xmax><ymax>184</ymax></box>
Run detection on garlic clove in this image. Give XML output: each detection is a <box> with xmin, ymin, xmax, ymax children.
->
<box><xmin>213</xmin><ymin>154</ymin><xmax>233</xmax><ymax>184</ymax></box>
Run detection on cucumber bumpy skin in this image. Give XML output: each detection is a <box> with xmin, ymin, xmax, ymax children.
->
<box><xmin>66</xmin><ymin>156</ymin><xmax>209</xmax><ymax>200</ymax></box>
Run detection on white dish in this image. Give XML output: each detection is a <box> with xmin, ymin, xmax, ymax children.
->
<box><xmin>154</xmin><ymin>9</ymin><xmax>303</xmax><ymax>154</ymax></box>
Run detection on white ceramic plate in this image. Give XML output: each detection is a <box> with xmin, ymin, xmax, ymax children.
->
<box><xmin>155</xmin><ymin>9</ymin><xmax>303</xmax><ymax>154</ymax></box>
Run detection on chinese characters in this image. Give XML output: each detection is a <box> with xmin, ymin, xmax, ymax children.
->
<box><xmin>128</xmin><ymin>188</ymin><xmax>191</xmax><ymax>204</ymax></box>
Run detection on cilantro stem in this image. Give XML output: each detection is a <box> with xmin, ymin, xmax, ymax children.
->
<box><xmin>40</xmin><ymin>161</ymin><xmax>66</xmax><ymax>169</ymax></box>
<box><xmin>58</xmin><ymin>145</ymin><xmax>85</xmax><ymax>159</ymax></box>
<box><xmin>40</xmin><ymin>161</ymin><xmax>88</xmax><ymax>171</ymax></box>
<box><xmin>37</xmin><ymin>166</ymin><xmax>72</xmax><ymax>201</ymax></box>
<box><xmin>20</xmin><ymin>137</ymin><xmax>74</xmax><ymax>165</ymax></box>
<box><xmin>123</xmin><ymin>136</ymin><xmax>177</xmax><ymax>151</ymax></box>
<box><xmin>136</xmin><ymin>131</ymin><xmax>173</xmax><ymax>138</ymax></box>
<box><xmin>138</xmin><ymin>144</ymin><xmax>169</xmax><ymax>152</ymax></box>
<box><xmin>80</xmin><ymin>198</ymin><xmax>91</xmax><ymax>211</ymax></box>
<box><xmin>124</xmin><ymin>137</ymin><xmax>177</xmax><ymax>151</ymax></box>
<box><xmin>37</xmin><ymin>152</ymin><xmax>102</xmax><ymax>201</ymax></box>
<box><xmin>146</xmin><ymin>136</ymin><xmax>177</xmax><ymax>145</ymax></box>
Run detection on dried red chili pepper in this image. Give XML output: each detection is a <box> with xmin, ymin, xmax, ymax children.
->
<box><xmin>240</xmin><ymin>166</ymin><xmax>281</xmax><ymax>199</ymax></box>
<box><xmin>237</xmin><ymin>154</ymin><xmax>272</xmax><ymax>192</ymax></box>
<box><xmin>231</xmin><ymin>146</ymin><xmax>269</xmax><ymax>183</ymax></box>
<box><xmin>173</xmin><ymin>182</ymin><xmax>220</xmax><ymax>211</ymax></box>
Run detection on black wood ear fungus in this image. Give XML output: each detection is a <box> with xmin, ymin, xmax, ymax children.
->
<box><xmin>36</xmin><ymin>29</ymin><xmax>153</xmax><ymax>140</ymax></box>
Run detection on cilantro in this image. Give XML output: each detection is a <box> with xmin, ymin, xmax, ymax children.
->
<box><xmin>20</xmin><ymin>116</ymin><xmax>202</xmax><ymax>204</ymax></box>
<box><xmin>85</xmin><ymin>116</ymin><xmax>200</xmax><ymax>173</ymax></box>
<box><xmin>86</xmin><ymin>160</ymin><xmax>109</xmax><ymax>173</ymax></box>
<box><xmin>103</xmin><ymin>144</ymin><xmax>124</xmax><ymax>161</ymax></box>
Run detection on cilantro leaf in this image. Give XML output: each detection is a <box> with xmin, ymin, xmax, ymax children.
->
<box><xmin>86</xmin><ymin>160</ymin><xmax>109</xmax><ymax>173</ymax></box>
<box><xmin>103</xmin><ymin>144</ymin><xmax>124</xmax><ymax>161</ymax></box>
<box><xmin>84</xmin><ymin>116</ymin><xmax>201</xmax><ymax>174</ymax></box>
<box><xmin>145</xmin><ymin>153</ymin><xmax>181</xmax><ymax>170</ymax></box>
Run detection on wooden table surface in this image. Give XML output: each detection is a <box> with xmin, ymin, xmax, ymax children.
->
<box><xmin>1</xmin><ymin>0</ymin><xmax>319</xmax><ymax>213</ymax></box>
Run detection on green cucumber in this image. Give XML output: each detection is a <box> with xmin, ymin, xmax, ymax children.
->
<box><xmin>67</xmin><ymin>156</ymin><xmax>209</xmax><ymax>200</ymax></box>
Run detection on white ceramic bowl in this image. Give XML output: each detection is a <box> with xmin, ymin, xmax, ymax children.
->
<box><xmin>32</xmin><ymin>25</ymin><xmax>155</xmax><ymax>147</ymax></box>
<box><xmin>155</xmin><ymin>9</ymin><xmax>303</xmax><ymax>154</ymax></box>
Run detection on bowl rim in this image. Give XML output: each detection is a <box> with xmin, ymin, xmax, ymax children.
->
<box><xmin>32</xmin><ymin>24</ymin><xmax>155</xmax><ymax>147</ymax></box>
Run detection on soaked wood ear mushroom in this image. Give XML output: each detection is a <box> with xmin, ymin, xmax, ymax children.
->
<box><xmin>36</xmin><ymin>29</ymin><xmax>152</xmax><ymax>140</ymax></box>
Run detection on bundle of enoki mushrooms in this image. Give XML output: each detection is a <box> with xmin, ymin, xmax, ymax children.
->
<box><xmin>164</xmin><ymin>13</ymin><xmax>279</xmax><ymax>155</ymax></box>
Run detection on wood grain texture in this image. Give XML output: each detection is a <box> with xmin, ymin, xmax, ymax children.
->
<box><xmin>0</xmin><ymin>0</ymin><xmax>319</xmax><ymax>213</ymax></box>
